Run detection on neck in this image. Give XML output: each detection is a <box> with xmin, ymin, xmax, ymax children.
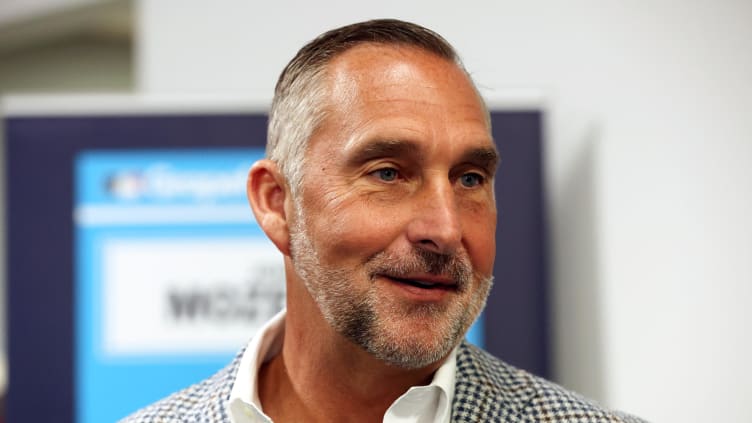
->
<box><xmin>258</xmin><ymin>275</ymin><xmax>446</xmax><ymax>422</ymax></box>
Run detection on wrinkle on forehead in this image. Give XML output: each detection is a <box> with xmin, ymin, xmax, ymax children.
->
<box><xmin>312</xmin><ymin>44</ymin><xmax>492</xmax><ymax>158</ymax></box>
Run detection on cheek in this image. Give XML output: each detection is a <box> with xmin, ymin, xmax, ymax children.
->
<box><xmin>462</xmin><ymin>211</ymin><xmax>496</xmax><ymax>276</ymax></box>
<box><xmin>304</xmin><ymin>188</ymin><xmax>407</xmax><ymax>260</ymax></box>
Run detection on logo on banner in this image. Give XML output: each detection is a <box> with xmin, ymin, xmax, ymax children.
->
<box><xmin>104</xmin><ymin>164</ymin><xmax>247</xmax><ymax>202</ymax></box>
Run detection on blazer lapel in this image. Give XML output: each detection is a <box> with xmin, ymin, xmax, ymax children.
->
<box><xmin>451</xmin><ymin>341</ymin><xmax>536</xmax><ymax>422</ymax></box>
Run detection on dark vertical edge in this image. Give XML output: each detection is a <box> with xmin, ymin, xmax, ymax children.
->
<box><xmin>484</xmin><ymin>111</ymin><xmax>549</xmax><ymax>378</ymax></box>
<box><xmin>6</xmin><ymin>117</ymin><xmax>76</xmax><ymax>423</ymax></box>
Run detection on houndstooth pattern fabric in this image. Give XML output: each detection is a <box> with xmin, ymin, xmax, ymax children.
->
<box><xmin>119</xmin><ymin>348</ymin><xmax>244</xmax><ymax>423</ymax></box>
<box><xmin>121</xmin><ymin>342</ymin><xmax>647</xmax><ymax>422</ymax></box>
<box><xmin>452</xmin><ymin>343</ymin><xmax>647</xmax><ymax>422</ymax></box>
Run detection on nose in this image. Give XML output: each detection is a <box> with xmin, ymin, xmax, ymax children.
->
<box><xmin>405</xmin><ymin>179</ymin><xmax>462</xmax><ymax>255</ymax></box>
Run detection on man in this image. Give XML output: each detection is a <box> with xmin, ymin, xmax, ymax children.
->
<box><xmin>123</xmin><ymin>19</ymin><xmax>646</xmax><ymax>423</ymax></box>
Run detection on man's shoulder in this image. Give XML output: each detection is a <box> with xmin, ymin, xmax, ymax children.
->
<box><xmin>453</xmin><ymin>342</ymin><xmax>648</xmax><ymax>423</ymax></box>
<box><xmin>118</xmin><ymin>351</ymin><xmax>243</xmax><ymax>423</ymax></box>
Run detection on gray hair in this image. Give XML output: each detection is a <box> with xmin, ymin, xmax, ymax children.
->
<box><xmin>266</xmin><ymin>19</ymin><xmax>486</xmax><ymax>195</ymax></box>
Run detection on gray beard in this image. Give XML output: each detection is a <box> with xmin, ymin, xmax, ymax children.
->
<box><xmin>288</xmin><ymin>208</ymin><xmax>493</xmax><ymax>369</ymax></box>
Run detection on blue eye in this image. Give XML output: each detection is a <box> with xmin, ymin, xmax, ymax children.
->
<box><xmin>460</xmin><ymin>172</ymin><xmax>484</xmax><ymax>187</ymax></box>
<box><xmin>374</xmin><ymin>168</ymin><xmax>399</xmax><ymax>182</ymax></box>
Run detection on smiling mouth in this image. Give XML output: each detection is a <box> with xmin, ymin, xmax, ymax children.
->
<box><xmin>384</xmin><ymin>275</ymin><xmax>455</xmax><ymax>290</ymax></box>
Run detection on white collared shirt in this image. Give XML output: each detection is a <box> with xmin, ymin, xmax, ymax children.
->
<box><xmin>227</xmin><ymin>309</ymin><xmax>457</xmax><ymax>423</ymax></box>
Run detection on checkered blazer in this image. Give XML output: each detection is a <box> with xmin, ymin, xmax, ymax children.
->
<box><xmin>121</xmin><ymin>341</ymin><xmax>647</xmax><ymax>422</ymax></box>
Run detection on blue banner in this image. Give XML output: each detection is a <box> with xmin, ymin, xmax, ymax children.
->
<box><xmin>75</xmin><ymin>148</ymin><xmax>285</xmax><ymax>423</ymax></box>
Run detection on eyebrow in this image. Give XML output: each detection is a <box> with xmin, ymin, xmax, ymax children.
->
<box><xmin>345</xmin><ymin>139</ymin><xmax>421</xmax><ymax>166</ymax></box>
<box><xmin>460</xmin><ymin>146</ymin><xmax>500</xmax><ymax>175</ymax></box>
<box><xmin>344</xmin><ymin>138</ymin><xmax>500</xmax><ymax>173</ymax></box>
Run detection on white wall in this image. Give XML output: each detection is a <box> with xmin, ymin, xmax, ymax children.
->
<box><xmin>137</xmin><ymin>1</ymin><xmax>752</xmax><ymax>421</ymax></box>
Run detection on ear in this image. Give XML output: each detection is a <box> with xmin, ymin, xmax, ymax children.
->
<box><xmin>247</xmin><ymin>159</ymin><xmax>293</xmax><ymax>256</ymax></box>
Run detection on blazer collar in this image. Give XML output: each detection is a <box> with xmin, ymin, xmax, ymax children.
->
<box><xmin>451</xmin><ymin>341</ymin><xmax>537</xmax><ymax>422</ymax></box>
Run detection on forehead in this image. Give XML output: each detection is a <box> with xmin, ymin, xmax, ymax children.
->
<box><xmin>326</xmin><ymin>43</ymin><xmax>484</xmax><ymax>111</ymax></box>
<box><xmin>309</xmin><ymin>44</ymin><xmax>492</xmax><ymax>155</ymax></box>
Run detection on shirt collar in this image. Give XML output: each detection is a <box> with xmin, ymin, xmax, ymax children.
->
<box><xmin>228</xmin><ymin>309</ymin><xmax>457</xmax><ymax>423</ymax></box>
<box><xmin>384</xmin><ymin>347</ymin><xmax>457</xmax><ymax>423</ymax></box>
<box><xmin>228</xmin><ymin>309</ymin><xmax>285</xmax><ymax>423</ymax></box>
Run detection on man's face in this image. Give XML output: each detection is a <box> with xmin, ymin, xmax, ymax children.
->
<box><xmin>289</xmin><ymin>44</ymin><xmax>497</xmax><ymax>369</ymax></box>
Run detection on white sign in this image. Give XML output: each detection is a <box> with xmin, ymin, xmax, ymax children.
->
<box><xmin>102</xmin><ymin>238</ymin><xmax>285</xmax><ymax>356</ymax></box>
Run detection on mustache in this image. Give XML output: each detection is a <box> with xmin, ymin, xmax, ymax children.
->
<box><xmin>365</xmin><ymin>248</ymin><xmax>473</xmax><ymax>291</ymax></box>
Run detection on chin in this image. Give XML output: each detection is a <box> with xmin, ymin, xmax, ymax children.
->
<box><xmin>361</xmin><ymin>311</ymin><xmax>468</xmax><ymax>370</ymax></box>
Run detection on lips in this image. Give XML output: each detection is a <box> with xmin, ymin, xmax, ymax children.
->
<box><xmin>381</xmin><ymin>274</ymin><xmax>457</xmax><ymax>290</ymax></box>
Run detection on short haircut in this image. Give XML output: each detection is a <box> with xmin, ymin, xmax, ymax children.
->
<box><xmin>266</xmin><ymin>18</ymin><xmax>486</xmax><ymax>195</ymax></box>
